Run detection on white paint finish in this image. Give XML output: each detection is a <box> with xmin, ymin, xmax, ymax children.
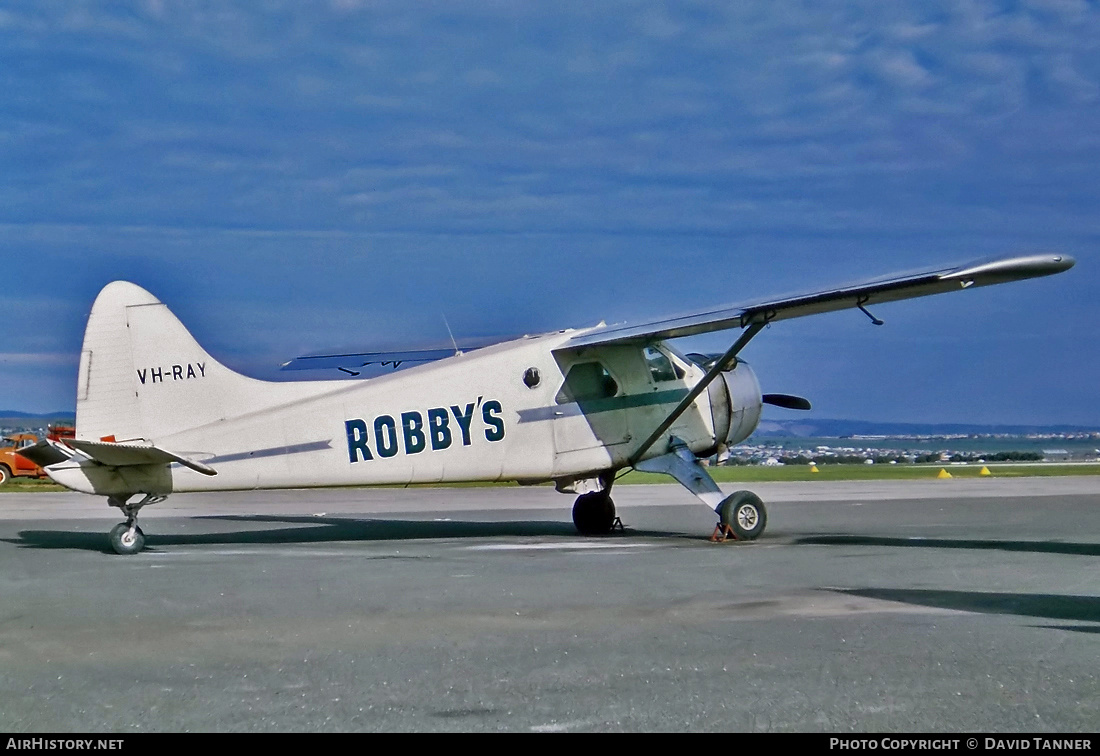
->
<box><xmin>75</xmin><ymin>282</ymin><xmax>337</xmax><ymax>445</ymax></box>
<box><xmin>50</xmin><ymin>258</ymin><xmax>1073</xmax><ymax>507</ymax></box>
<box><xmin>549</xmin><ymin>344</ymin><xmax>714</xmax><ymax>472</ymax></box>
<box><xmin>721</xmin><ymin>363</ymin><xmax>763</xmax><ymax>445</ymax></box>
<box><xmin>54</xmin><ymin>283</ymin><xmax>729</xmax><ymax>498</ymax></box>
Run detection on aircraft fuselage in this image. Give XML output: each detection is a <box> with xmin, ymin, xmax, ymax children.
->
<box><xmin>47</xmin><ymin>331</ymin><xmax>751</xmax><ymax>496</ymax></box>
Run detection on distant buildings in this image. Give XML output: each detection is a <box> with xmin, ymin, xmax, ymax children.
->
<box><xmin>723</xmin><ymin>433</ymin><xmax>1097</xmax><ymax>466</ymax></box>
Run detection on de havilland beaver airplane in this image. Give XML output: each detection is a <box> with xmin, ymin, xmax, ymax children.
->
<box><xmin>22</xmin><ymin>253</ymin><xmax>1074</xmax><ymax>554</ymax></box>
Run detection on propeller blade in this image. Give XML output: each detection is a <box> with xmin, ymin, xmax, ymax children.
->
<box><xmin>762</xmin><ymin>393</ymin><xmax>812</xmax><ymax>411</ymax></box>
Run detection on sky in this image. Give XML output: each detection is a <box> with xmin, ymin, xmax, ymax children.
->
<box><xmin>1</xmin><ymin>0</ymin><xmax>1097</xmax><ymax>426</ymax></box>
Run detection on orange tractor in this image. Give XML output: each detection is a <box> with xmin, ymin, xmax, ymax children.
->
<box><xmin>0</xmin><ymin>425</ymin><xmax>74</xmax><ymax>485</ymax></box>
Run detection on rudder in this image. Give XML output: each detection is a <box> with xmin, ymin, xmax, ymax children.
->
<box><xmin>76</xmin><ymin>282</ymin><xmax>312</xmax><ymax>443</ymax></box>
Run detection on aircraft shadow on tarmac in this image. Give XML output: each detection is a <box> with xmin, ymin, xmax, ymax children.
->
<box><xmin>10</xmin><ymin>519</ymin><xmax>1098</xmax><ymax>557</ymax></box>
<box><xmin>831</xmin><ymin>587</ymin><xmax>1100</xmax><ymax>634</ymax></box>
<box><xmin>6</xmin><ymin>511</ymin><xmax>701</xmax><ymax>554</ymax></box>
<box><xmin>7</xmin><ymin>514</ymin><xmax>693</xmax><ymax>555</ymax></box>
<box><xmin>806</xmin><ymin>535</ymin><xmax>1100</xmax><ymax>634</ymax></box>
<box><xmin>9</xmin><ymin>520</ymin><xmax>1097</xmax><ymax>633</ymax></box>
<box><xmin>797</xmin><ymin>534</ymin><xmax>1100</xmax><ymax>557</ymax></box>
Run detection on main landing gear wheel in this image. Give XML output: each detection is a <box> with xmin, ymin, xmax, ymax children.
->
<box><xmin>712</xmin><ymin>490</ymin><xmax>767</xmax><ymax>542</ymax></box>
<box><xmin>572</xmin><ymin>491</ymin><xmax>618</xmax><ymax>536</ymax></box>
<box><xmin>105</xmin><ymin>493</ymin><xmax>164</xmax><ymax>555</ymax></box>
<box><xmin>109</xmin><ymin>522</ymin><xmax>145</xmax><ymax>555</ymax></box>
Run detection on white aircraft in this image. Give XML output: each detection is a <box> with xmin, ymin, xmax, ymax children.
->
<box><xmin>23</xmin><ymin>253</ymin><xmax>1074</xmax><ymax>554</ymax></box>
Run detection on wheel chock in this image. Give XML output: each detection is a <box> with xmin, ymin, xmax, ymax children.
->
<box><xmin>709</xmin><ymin>524</ymin><xmax>736</xmax><ymax>543</ymax></box>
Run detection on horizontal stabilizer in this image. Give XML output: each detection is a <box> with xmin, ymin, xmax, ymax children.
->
<box><xmin>282</xmin><ymin>347</ymin><xmax>461</xmax><ymax>373</ymax></box>
<box><xmin>281</xmin><ymin>335</ymin><xmax>524</xmax><ymax>374</ymax></box>
<box><xmin>16</xmin><ymin>439</ymin><xmax>75</xmax><ymax>468</ymax></box>
<box><xmin>67</xmin><ymin>439</ymin><xmax>218</xmax><ymax>476</ymax></box>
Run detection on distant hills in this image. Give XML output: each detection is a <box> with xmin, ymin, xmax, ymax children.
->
<box><xmin>0</xmin><ymin>411</ymin><xmax>75</xmax><ymax>429</ymax></box>
<box><xmin>756</xmin><ymin>418</ymin><xmax>1100</xmax><ymax>437</ymax></box>
<box><xmin>0</xmin><ymin>410</ymin><xmax>75</xmax><ymax>419</ymax></box>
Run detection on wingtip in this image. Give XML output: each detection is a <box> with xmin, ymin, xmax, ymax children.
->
<box><xmin>1054</xmin><ymin>253</ymin><xmax>1076</xmax><ymax>272</ymax></box>
<box><xmin>945</xmin><ymin>253</ymin><xmax>1076</xmax><ymax>283</ymax></box>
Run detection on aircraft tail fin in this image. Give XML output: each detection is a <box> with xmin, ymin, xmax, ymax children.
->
<box><xmin>75</xmin><ymin>282</ymin><xmax>321</xmax><ymax>443</ymax></box>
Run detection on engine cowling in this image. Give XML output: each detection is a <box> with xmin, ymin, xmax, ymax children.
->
<box><xmin>706</xmin><ymin>360</ymin><xmax>763</xmax><ymax>449</ymax></box>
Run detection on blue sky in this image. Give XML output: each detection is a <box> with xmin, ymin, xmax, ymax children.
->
<box><xmin>1</xmin><ymin>0</ymin><xmax>1096</xmax><ymax>425</ymax></box>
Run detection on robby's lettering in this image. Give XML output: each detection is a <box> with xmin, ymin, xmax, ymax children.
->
<box><xmin>345</xmin><ymin>398</ymin><xmax>506</xmax><ymax>463</ymax></box>
<box><xmin>483</xmin><ymin>400</ymin><xmax>504</xmax><ymax>442</ymax></box>
<box><xmin>137</xmin><ymin>362</ymin><xmax>206</xmax><ymax>385</ymax></box>
<box><xmin>427</xmin><ymin>408</ymin><xmax>451</xmax><ymax>450</ymax></box>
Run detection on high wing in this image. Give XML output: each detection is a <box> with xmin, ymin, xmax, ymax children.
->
<box><xmin>564</xmin><ymin>253</ymin><xmax>1074</xmax><ymax>349</ymax></box>
<box><xmin>555</xmin><ymin>252</ymin><xmax>1075</xmax><ymax>466</ymax></box>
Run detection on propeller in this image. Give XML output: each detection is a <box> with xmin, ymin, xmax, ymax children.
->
<box><xmin>762</xmin><ymin>393</ymin><xmax>812</xmax><ymax>411</ymax></box>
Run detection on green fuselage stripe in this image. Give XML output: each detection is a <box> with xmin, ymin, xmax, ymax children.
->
<box><xmin>577</xmin><ymin>388</ymin><xmax>691</xmax><ymax>415</ymax></box>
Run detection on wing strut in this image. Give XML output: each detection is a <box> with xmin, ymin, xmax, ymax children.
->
<box><xmin>628</xmin><ymin>321</ymin><xmax>767</xmax><ymax>466</ymax></box>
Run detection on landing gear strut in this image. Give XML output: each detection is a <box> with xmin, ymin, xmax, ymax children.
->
<box><xmin>106</xmin><ymin>493</ymin><xmax>166</xmax><ymax>555</ymax></box>
<box><xmin>635</xmin><ymin>436</ymin><xmax>769</xmax><ymax>543</ymax></box>
<box><xmin>572</xmin><ymin>491</ymin><xmax>620</xmax><ymax>535</ymax></box>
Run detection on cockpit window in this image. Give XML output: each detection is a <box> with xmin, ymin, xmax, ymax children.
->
<box><xmin>643</xmin><ymin>346</ymin><xmax>682</xmax><ymax>382</ymax></box>
<box><xmin>556</xmin><ymin>362</ymin><xmax>619</xmax><ymax>403</ymax></box>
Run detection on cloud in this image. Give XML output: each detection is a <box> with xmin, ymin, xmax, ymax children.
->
<box><xmin>1</xmin><ymin>1</ymin><xmax>1096</xmax><ymax>420</ymax></box>
<box><xmin>6</xmin><ymin>2</ymin><xmax>1097</xmax><ymax>231</ymax></box>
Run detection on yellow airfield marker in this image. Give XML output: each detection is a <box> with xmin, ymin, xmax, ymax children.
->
<box><xmin>810</xmin><ymin>464</ymin><xmax>820</xmax><ymax>473</ymax></box>
<box><xmin>979</xmin><ymin>466</ymin><xmax>992</xmax><ymax>476</ymax></box>
<box><xmin>937</xmin><ymin>468</ymin><xmax>953</xmax><ymax>479</ymax></box>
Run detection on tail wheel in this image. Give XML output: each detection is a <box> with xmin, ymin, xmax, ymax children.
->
<box><xmin>572</xmin><ymin>492</ymin><xmax>617</xmax><ymax>535</ymax></box>
<box><xmin>718</xmin><ymin>490</ymin><xmax>767</xmax><ymax>540</ymax></box>
<box><xmin>109</xmin><ymin>523</ymin><xmax>145</xmax><ymax>555</ymax></box>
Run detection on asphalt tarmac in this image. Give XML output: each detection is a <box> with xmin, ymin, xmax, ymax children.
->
<box><xmin>0</xmin><ymin>478</ymin><xmax>1097</xmax><ymax>733</ymax></box>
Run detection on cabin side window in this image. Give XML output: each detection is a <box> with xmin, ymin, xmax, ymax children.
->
<box><xmin>643</xmin><ymin>346</ymin><xmax>682</xmax><ymax>382</ymax></box>
<box><xmin>556</xmin><ymin>362</ymin><xmax>619</xmax><ymax>403</ymax></box>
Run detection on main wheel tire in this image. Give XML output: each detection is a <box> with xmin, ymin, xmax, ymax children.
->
<box><xmin>0</xmin><ymin>465</ymin><xmax>10</xmax><ymax>486</ymax></box>
<box><xmin>109</xmin><ymin>523</ymin><xmax>145</xmax><ymax>555</ymax></box>
<box><xmin>572</xmin><ymin>492</ymin><xmax>616</xmax><ymax>535</ymax></box>
<box><xmin>718</xmin><ymin>491</ymin><xmax>767</xmax><ymax>540</ymax></box>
